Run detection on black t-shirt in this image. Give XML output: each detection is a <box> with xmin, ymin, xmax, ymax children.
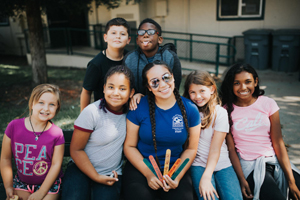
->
<box><xmin>82</xmin><ymin>50</ymin><xmax>127</xmax><ymax>101</ymax></box>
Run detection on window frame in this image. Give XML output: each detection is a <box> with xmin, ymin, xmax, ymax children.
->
<box><xmin>217</xmin><ymin>0</ymin><xmax>265</xmax><ymax>21</ymax></box>
<box><xmin>0</xmin><ymin>16</ymin><xmax>10</xmax><ymax>26</ymax></box>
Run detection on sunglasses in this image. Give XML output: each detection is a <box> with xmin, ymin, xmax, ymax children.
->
<box><xmin>137</xmin><ymin>29</ymin><xmax>159</xmax><ymax>36</ymax></box>
<box><xmin>149</xmin><ymin>73</ymin><xmax>173</xmax><ymax>89</ymax></box>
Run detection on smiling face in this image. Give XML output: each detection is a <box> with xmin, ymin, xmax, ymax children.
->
<box><xmin>137</xmin><ymin>23</ymin><xmax>163</xmax><ymax>57</ymax></box>
<box><xmin>31</xmin><ymin>92</ymin><xmax>58</xmax><ymax>122</ymax></box>
<box><xmin>146</xmin><ymin>65</ymin><xmax>175</xmax><ymax>100</ymax></box>
<box><xmin>188</xmin><ymin>83</ymin><xmax>215</xmax><ymax>108</ymax></box>
<box><xmin>103</xmin><ymin>73</ymin><xmax>134</xmax><ymax>112</ymax></box>
<box><xmin>233</xmin><ymin>71</ymin><xmax>258</xmax><ymax>104</ymax></box>
<box><xmin>104</xmin><ymin>25</ymin><xmax>131</xmax><ymax>50</ymax></box>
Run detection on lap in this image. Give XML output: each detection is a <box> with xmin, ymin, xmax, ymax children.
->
<box><xmin>123</xmin><ymin>161</ymin><xmax>194</xmax><ymax>200</ymax></box>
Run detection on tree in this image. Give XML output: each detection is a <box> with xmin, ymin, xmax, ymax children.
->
<box><xmin>0</xmin><ymin>0</ymin><xmax>139</xmax><ymax>85</ymax></box>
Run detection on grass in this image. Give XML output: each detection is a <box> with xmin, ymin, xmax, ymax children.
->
<box><xmin>0</xmin><ymin>62</ymin><xmax>86</xmax><ymax>173</ymax></box>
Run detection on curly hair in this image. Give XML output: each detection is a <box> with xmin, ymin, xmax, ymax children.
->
<box><xmin>220</xmin><ymin>63</ymin><xmax>264</xmax><ymax>131</ymax></box>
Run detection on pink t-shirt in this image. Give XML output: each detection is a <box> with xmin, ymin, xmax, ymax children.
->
<box><xmin>5</xmin><ymin>118</ymin><xmax>65</xmax><ymax>185</ymax></box>
<box><xmin>230</xmin><ymin>96</ymin><xmax>279</xmax><ymax>160</ymax></box>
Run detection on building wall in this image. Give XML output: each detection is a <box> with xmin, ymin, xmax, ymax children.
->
<box><xmin>142</xmin><ymin>0</ymin><xmax>300</xmax><ymax>37</ymax></box>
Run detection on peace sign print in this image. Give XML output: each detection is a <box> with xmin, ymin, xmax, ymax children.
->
<box><xmin>33</xmin><ymin>161</ymin><xmax>48</xmax><ymax>176</ymax></box>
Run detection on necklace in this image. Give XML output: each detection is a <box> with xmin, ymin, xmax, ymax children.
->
<box><xmin>29</xmin><ymin>117</ymin><xmax>48</xmax><ymax>141</ymax></box>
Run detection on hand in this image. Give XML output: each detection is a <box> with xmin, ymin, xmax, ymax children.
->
<box><xmin>5</xmin><ymin>187</ymin><xmax>19</xmax><ymax>200</ymax></box>
<box><xmin>28</xmin><ymin>190</ymin><xmax>45</xmax><ymax>200</ymax></box>
<box><xmin>163</xmin><ymin>175</ymin><xmax>179</xmax><ymax>191</ymax></box>
<box><xmin>240</xmin><ymin>178</ymin><xmax>253</xmax><ymax>199</ymax></box>
<box><xmin>129</xmin><ymin>93</ymin><xmax>144</xmax><ymax>110</ymax></box>
<box><xmin>289</xmin><ymin>182</ymin><xmax>300</xmax><ymax>200</ymax></box>
<box><xmin>97</xmin><ymin>171</ymin><xmax>119</xmax><ymax>186</ymax></box>
<box><xmin>146</xmin><ymin>173</ymin><xmax>163</xmax><ymax>190</ymax></box>
<box><xmin>199</xmin><ymin>176</ymin><xmax>219</xmax><ymax>200</ymax></box>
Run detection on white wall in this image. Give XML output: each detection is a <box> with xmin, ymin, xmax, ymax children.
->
<box><xmin>141</xmin><ymin>0</ymin><xmax>300</xmax><ymax>37</ymax></box>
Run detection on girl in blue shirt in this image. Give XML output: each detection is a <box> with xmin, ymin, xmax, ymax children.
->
<box><xmin>123</xmin><ymin>60</ymin><xmax>201</xmax><ymax>200</ymax></box>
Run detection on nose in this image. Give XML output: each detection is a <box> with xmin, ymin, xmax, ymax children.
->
<box><xmin>143</xmin><ymin>32</ymin><xmax>149</xmax><ymax>37</ymax></box>
<box><xmin>43</xmin><ymin>104</ymin><xmax>49</xmax><ymax>111</ymax></box>
<box><xmin>113</xmin><ymin>88</ymin><xmax>119</xmax><ymax>95</ymax></box>
<box><xmin>241</xmin><ymin>83</ymin><xmax>247</xmax><ymax>90</ymax></box>
<box><xmin>196</xmin><ymin>92</ymin><xmax>202</xmax><ymax>98</ymax></box>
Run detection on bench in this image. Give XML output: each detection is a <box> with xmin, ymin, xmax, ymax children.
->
<box><xmin>0</xmin><ymin>129</ymin><xmax>73</xmax><ymax>199</ymax></box>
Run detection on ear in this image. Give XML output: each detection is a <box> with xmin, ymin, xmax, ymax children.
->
<box><xmin>158</xmin><ymin>36</ymin><xmax>163</xmax><ymax>44</ymax></box>
<box><xmin>136</xmin><ymin>37</ymin><xmax>139</xmax><ymax>44</ymax></box>
<box><xmin>254</xmin><ymin>77</ymin><xmax>258</xmax><ymax>87</ymax></box>
<box><xmin>103</xmin><ymin>84</ymin><xmax>106</xmax><ymax>94</ymax></box>
<box><xmin>103</xmin><ymin>34</ymin><xmax>107</xmax><ymax>42</ymax></box>
<box><xmin>127</xmin><ymin>36</ymin><xmax>131</xmax><ymax>44</ymax></box>
<box><xmin>129</xmin><ymin>88</ymin><xmax>135</xmax><ymax>98</ymax></box>
<box><xmin>211</xmin><ymin>85</ymin><xmax>216</xmax><ymax>95</ymax></box>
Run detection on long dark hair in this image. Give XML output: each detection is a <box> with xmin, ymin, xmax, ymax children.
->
<box><xmin>99</xmin><ymin>65</ymin><xmax>135</xmax><ymax>113</ymax></box>
<box><xmin>220</xmin><ymin>63</ymin><xmax>264</xmax><ymax>130</ymax></box>
<box><xmin>142</xmin><ymin>60</ymin><xmax>189</xmax><ymax>166</ymax></box>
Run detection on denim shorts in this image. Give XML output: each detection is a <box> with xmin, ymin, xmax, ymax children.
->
<box><xmin>13</xmin><ymin>174</ymin><xmax>62</xmax><ymax>194</ymax></box>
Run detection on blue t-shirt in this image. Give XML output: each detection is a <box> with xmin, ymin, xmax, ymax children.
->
<box><xmin>127</xmin><ymin>95</ymin><xmax>201</xmax><ymax>170</ymax></box>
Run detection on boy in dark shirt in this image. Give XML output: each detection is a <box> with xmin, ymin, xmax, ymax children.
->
<box><xmin>123</xmin><ymin>18</ymin><xmax>181</xmax><ymax>109</ymax></box>
<box><xmin>80</xmin><ymin>17</ymin><xmax>131</xmax><ymax>111</ymax></box>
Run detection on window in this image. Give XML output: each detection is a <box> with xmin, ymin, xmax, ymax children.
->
<box><xmin>217</xmin><ymin>0</ymin><xmax>265</xmax><ymax>20</ymax></box>
<box><xmin>0</xmin><ymin>16</ymin><xmax>9</xmax><ymax>26</ymax></box>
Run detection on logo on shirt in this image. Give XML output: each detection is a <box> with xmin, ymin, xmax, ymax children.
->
<box><xmin>33</xmin><ymin>161</ymin><xmax>48</xmax><ymax>176</ymax></box>
<box><xmin>234</xmin><ymin>112</ymin><xmax>268</xmax><ymax>132</ymax></box>
<box><xmin>172</xmin><ymin>114</ymin><xmax>184</xmax><ymax>133</ymax></box>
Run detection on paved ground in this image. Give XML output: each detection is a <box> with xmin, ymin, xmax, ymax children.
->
<box><xmin>181</xmin><ymin>60</ymin><xmax>300</xmax><ymax>168</ymax></box>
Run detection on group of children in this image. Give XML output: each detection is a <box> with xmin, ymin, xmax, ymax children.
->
<box><xmin>1</xmin><ymin>17</ymin><xmax>300</xmax><ymax>200</ymax></box>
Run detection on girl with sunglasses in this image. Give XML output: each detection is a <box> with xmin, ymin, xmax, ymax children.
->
<box><xmin>123</xmin><ymin>60</ymin><xmax>201</xmax><ymax>200</ymax></box>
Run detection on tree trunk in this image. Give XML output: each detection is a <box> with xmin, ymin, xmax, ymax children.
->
<box><xmin>26</xmin><ymin>0</ymin><xmax>48</xmax><ymax>85</ymax></box>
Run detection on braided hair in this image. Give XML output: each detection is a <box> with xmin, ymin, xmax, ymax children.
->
<box><xmin>220</xmin><ymin>63</ymin><xmax>264</xmax><ymax>132</ymax></box>
<box><xmin>142</xmin><ymin>60</ymin><xmax>190</xmax><ymax>166</ymax></box>
<box><xmin>99</xmin><ymin>65</ymin><xmax>135</xmax><ymax>113</ymax></box>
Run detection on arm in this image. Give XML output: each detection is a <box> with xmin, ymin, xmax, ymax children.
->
<box><xmin>164</xmin><ymin>124</ymin><xmax>201</xmax><ymax>190</ymax></box>
<box><xmin>198</xmin><ymin>130</ymin><xmax>227</xmax><ymax>200</ymax></box>
<box><xmin>70</xmin><ymin>128</ymin><xmax>118</xmax><ymax>185</ymax></box>
<box><xmin>226</xmin><ymin>133</ymin><xmax>253</xmax><ymax>199</ymax></box>
<box><xmin>270</xmin><ymin>111</ymin><xmax>300</xmax><ymax>199</ymax></box>
<box><xmin>0</xmin><ymin>134</ymin><xmax>16</xmax><ymax>200</ymax></box>
<box><xmin>123</xmin><ymin>119</ymin><xmax>164</xmax><ymax>190</ymax></box>
<box><xmin>28</xmin><ymin>144</ymin><xmax>64</xmax><ymax>200</ymax></box>
<box><xmin>80</xmin><ymin>88</ymin><xmax>92</xmax><ymax>111</ymax></box>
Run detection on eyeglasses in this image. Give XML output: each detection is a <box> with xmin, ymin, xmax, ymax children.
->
<box><xmin>137</xmin><ymin>29</ymin><xmax>159</xmax><ymax>36</ymax></box>
<box><xmin>149</xmin><ymin>73</ymin><xmax>173</xmax><ymax>89</ymax></box>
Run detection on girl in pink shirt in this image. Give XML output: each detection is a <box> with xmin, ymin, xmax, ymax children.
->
<box><xmin>221</xmin><ymin>63</ymin><xmax>300</xmax><ymax>200</ymax></box>
<box><xmin>1</xmin><ymin>84</ymin><xmax>65</xmax><ymax>200</ymax></box>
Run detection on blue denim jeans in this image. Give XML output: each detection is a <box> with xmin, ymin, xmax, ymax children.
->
<box><xmin>191</xmin><ymin>165</ymin><xmax>242</xmax><ymax>200</ymax></box>
<box><xmin>61</xmin><ymin>161</ymin><xmax>122</xmax><ymax>200</ymax></box>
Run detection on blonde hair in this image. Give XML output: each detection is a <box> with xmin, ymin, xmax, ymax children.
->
<box><xmin>28</xmin><ymin>84</ymin><xmax>61</xmax><ymax>115</ymax></box>
<box><xmin>183</xmin><ymin>71</ymin><xmax>220</xmax><ymax>129</ymax></box>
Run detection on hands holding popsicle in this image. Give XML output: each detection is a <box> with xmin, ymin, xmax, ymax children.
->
<box><xmin>143</xmin><ymin>149</ymin><xmax>189</xmax><ymax>192</ymax></box>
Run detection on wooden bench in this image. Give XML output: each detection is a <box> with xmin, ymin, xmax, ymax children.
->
<box><xmin>0</xmin><ymin>129</ymin><xmax>73</xmax><ymax>199</ymax></box>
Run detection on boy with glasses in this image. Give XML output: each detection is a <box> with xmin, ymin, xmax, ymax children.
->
<box><xmin>123</xmin><ymin>18</ymin><xmax>182</xmax><ymax>110</ymax></box>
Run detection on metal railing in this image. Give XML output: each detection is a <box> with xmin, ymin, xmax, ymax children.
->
<box><xmin>24</xmin><ymin>27</ymin><xmax>237</xmax><ymax>76</ymax></box>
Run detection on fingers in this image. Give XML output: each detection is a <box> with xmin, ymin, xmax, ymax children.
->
<box><xmin>163</xmin><ymin>179</ymin><xmax>171</xmax><ymax>192</ymax></box>
<box><xmin>163</xmin><ymin>175</ymin><xmax>178</xmax><ymax>189</ymax></box>
<box><xmin>149</xmin><ymin>179</ymin><xmax>163</xmax><ymax>190</ymax></box>
<box><xmin>242</xmin><ymin>185</ymin><xmax>253</xmax><ymax>199</ymax></box>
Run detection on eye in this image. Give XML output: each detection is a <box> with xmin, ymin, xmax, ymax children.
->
<box><xmin>120</xmin><ymin>88</ymin><xmax>126</xmax><ymax>91</ymax></box>
<box><xmin>233</xmin><ymin>82</ymin><xmax>239</xmax><ymax>85</ymax></box>
<box><xmin>246</xmin><ymin>80</ymin><xmax>252</xmax><ymax>84</ymax></box>
<box><xmin>50</xmin><ymin>103</ymin><xmax>56</xmax><ymax>106</ymax></box>
<box><xmin>108</xmin><ymin>86</ymin><xmax>113</xmax><ymax>89</ymax></box>
<box><xmin>201</xmin><ymin>90</ymin><xmax>205</xmax><ymax>93</ymax></box>
<box><xmin>39</xmin><ymin>102</ymin><xmax>44</xmax><ymax>104</ymax></box>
